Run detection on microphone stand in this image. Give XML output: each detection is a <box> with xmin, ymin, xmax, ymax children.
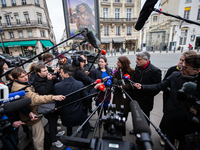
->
<box><xmin>0</xmin><ymin>31</ymin><xmax>84</xmax><ymax>78</ymax></box>
<box><xmin>120</xmin><ymin>86</ymin><xmax>176</xmax><ymax>150</ymax></box>
<box><xmin>154</xmin><ymin>8</ymin><xmax>200</xmax><ymax>26</ymax></box>
<box><xmin>60</xmin><ymin>88</ymin><xmax>113</xmax><ymax>150</ymax></box>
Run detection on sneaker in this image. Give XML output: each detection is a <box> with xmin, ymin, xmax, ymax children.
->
<box><xmin>57</xmin><ymin>120</ymin><xmax>62</xmax><ymax>125</ymax></box>
<box><xmin>52</xmin><ymin>140</ymin><xmax>63</xmax><ymax>148</ymax></box>
<box><xmin>57</xmin><ymin>126</ymin><xmax>61</xmax><ymax>131</ymax></box>
<box><xmin>56</xmin><ymin>131</ymin><xmax>65</xmax><ymax>136</ymax></box>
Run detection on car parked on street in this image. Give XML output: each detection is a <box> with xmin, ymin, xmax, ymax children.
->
<box><xmin>0</xmin><ymin>54</ymin><xmax>19</xmax><ymax>67</ymax></box>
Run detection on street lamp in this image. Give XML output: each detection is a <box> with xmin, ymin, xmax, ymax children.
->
<box><xmin>0</xmin><ymin>16</ymin><xmax>6</xmax><ymax>54</ymax></box>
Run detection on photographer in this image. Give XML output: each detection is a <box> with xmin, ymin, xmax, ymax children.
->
<box><xmin>134</xmin><ymin>55</ymin><xmax>200</xmax><ymax>150</ymax></box>
<box><xmin>33</xmin><ymin>64</ymin><xmax>64</xmax><ymax>148</ymax></box>
<box><xmin>11</xmin><ymin>67</ymin><xmax>65</xmax><ymax>150</ymax></box>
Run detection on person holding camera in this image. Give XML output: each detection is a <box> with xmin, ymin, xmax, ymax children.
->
<box><xmin>33</xmin><ymin>64</ymin><xmax>64</xmax><ymax>148</ymax></box>
<box><xmin>11</xmin><ymin>67</ymin><xmax>65</xmax><ymax>150</ymax></box>
<box><xmin>134</xmin><ymin>54</ymin><xmax>200</xmax><ymax>150</ymax></box>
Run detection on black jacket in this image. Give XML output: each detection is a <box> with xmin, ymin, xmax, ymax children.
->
<box><xmin>134</xmin><ymin>62</ymin><xmax>161</xmax><ymax>112</ymax></box>
<box><xmin>54</xmin><ymin>77</ymin><xmax>97</xmax><ymax>127</ymax></box>
<box><xmin>91</xmin><ymin>67</ymin><xmax>112</xmax><ymax>80</ymax></box>
<box><xmin>33</xmin><ymin>73</ymin><xmax>54</xmax><ymax>95</ymax></box>
<box><xmin>74</xmin><ymin>69</ymin><xmax>95</xmax><ymax>86</ymax></box>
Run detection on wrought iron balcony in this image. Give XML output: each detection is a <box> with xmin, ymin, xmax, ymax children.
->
<box><xmin>0</xmin><ymin>20</ymin><xmax>49</xmax><ymax>28</ymax></box>
<box><xmin>100</xmin><ymin>18</ymin><xmax>137</xmax><ymax>23</ymax></box>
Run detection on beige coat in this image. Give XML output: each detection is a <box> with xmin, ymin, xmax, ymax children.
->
<box><xmin>11</xmin><ymin>81</ymin><xmax>53</xmax><ymax>126</ymax></box>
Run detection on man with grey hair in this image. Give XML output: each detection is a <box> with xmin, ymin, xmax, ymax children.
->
<box><xmin>130</xmin><ymin>51</ymin><xmax>161</xmax><ymax>134</ymax></box>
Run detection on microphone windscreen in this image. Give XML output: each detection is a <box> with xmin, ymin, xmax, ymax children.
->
<box><xmin>130</xmin><ymin>100</ymin><xmax>151</xmax><ymax>134</ymax></box>
<box><xmin>118</xmin><ymin>80</ymin><xmax>122</xmax><ymax>86</ymax></box>
<box><xmin>113</xmin><ymin>78</ymin><xmax>118</xmax><ymax>85</ymax></box>
<box><xmin>3</xmin><ymin>97</ymin><xmax>31</xmax><ymax>114</ymax></box>
<box><xmin>86</xmin><ymin>31</ymin><xmax>101</xmax><ymax>49</ymax></box>
<box><xmin>8</xmin><ymin>90</ymin><xmax>26</xmax><ymax>100</ymax></box>
<box><xmin>135</xmin><ymin>0</ymin><xmax>158</xmax><ymax>30</ymax></box>
<box><xmin>182</xmin><ymin>82</ymin><xmax>199</xmax><ymax>98</ymax></box>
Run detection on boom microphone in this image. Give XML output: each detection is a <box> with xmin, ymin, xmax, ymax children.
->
<box><xmin>135</xmin><ymin>0</ymin><xmax>158</xmax><ymax>30</ymax></box>
<box><xmin>1</xmin><ymin>90</ymin><xmax>26</xmax><ymax>104</ymax></box>
<box><xmin>86</xmin><ymin>31</ymin><xmax>101</xmax><ymax>49</ymax></box>
<box><xmin>2</xmin><ymin>97</ymin><xmax>31</xmax><ymax>114</ymax></box>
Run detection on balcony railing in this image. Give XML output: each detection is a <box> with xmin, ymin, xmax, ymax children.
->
<box><xmin>35</xmin><ymin>3</ymin><xmax>40</xmax><ymax>7</ymax></box>
<box><xmin>12</xmin><ymin>3</ymin><xmax>16</xmax><ymax>6</ymax></box>
<box><xmin>100</xmin><ymin>18</ymin><xmax>137</xmax><ymax>22</ymax></box>
<box><xmin>22</xmin><ymin>1</ymin><xmax>26</xmax><ymax>5</ymax></box>
<box><xmin>2</xmin><ymin>4</ymin><xmax>7</xmax><ymax>7</ymax></box>
<box><xmin>0</xmin><ymin>20</ymin><xmax>49</xmax><ymax>28</ymax></box>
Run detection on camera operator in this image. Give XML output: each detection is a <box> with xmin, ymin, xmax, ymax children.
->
<box><xmin>11</xmin><ymin>67</ymin><xmax>65</xmax><ymax>150</ymax></box>
<box><xmin>134</xmin><ymin>54</ymin><xmax>200</xmax><ymax>150</ymax></box>
<box><xmin>54</xmin><ymin>64</ymin><xmax>101</xmax><ymax>138</ymax></box>
<box><xmin>33</xmin><ymin>64</ymin><xmax>64</xmax><ymax>148</ymax></box>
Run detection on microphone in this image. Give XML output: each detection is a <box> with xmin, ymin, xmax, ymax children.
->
<box><xmin>112</xmin><ymin>69</ymin><xmax>118</xmax><ymax>76</ymax></box>
<box><xmin>99</xmin><ymin>84</ymin><xmax>105</xmax><ymax>91</ymax></box>
<box><xmin>123</xmin><ymin>75</ymin><xmax>135</xmax><ymax>84</ymax></box>
<box><xmin>86</xmin><ymin>31</ymin><xmax>101</xmax><ymax>49</ymax></box>
<box><xmin>1</xmin><ymin>90</ymin><xmax>26</xmax><ymax>104</ymax></box>
<box><xmin>135</xmin><ymin>0</ymin><xmax>158</xmax><ymax>30</ymax></box>
<box><xmin>130</xmin><ymin>100</ymin><xmax>152</xmax><ymax>150</ymax></box>
<box><xmin>78</xmin><ymin>26</ymin><xmax>89</xmax><ymax>41</ymax></box>
<box><xmin>118</xmin><ymin>80</ymin><xmax>126</xmax><ymax>99</ymax></box>
<box><xmin>94</xmin><ymin>79</ymin><xmax>102</xmax><ymax>84</ymax></box>
<box><xmin>2</xmin><ymin>97</ymin><xmax>31</xmax><ymax>114</ymax></box>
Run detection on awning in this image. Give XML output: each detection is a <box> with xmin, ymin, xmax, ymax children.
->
<box><xmin>40</xmin><ymin>40</ymin><xmax>54</xmax><ymax>48</ymax></box>
<box><xmin>113</xmin><ymin>37</ymin><xmax>125</xmax><ymax>43</ymax></box>
<box><xmin>101</xmin><ymin>38</ymin><xmax>112</xmax><ymax>43</ymax></box>
<box><xmin>0</xmin><ymin>40</ymin><xmax>37</xmax><ymax>47</ymax></box>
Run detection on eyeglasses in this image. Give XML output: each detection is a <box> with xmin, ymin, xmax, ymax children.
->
<box><xmin>180</xmin><ymin>65</ymin><xmax>198</xmax><ymax>70</ymax></box>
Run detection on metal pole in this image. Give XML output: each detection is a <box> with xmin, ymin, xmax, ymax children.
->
<box><xmin>0</xmin><ymin>31</ymin><xmax>6</xmax><ymax>54</ymax></box>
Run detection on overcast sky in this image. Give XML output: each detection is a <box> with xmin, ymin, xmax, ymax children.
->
<box><xmin>46</xmin><ymin>0</ymin><xmax>160</xmax><ymax>44</ymax></box>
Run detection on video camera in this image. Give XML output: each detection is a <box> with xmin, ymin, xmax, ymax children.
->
<box><xmin>60</xmin><ymin>104</ymin><xmax>138</xmax><ymax>150</ymax></box>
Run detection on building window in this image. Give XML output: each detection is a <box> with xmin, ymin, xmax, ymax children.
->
<box><xmin>115</xmin><ymin>8</ymin><xmax>120</xmax><ymax>18</ymax></box>
<box><xmin>127</xmin><ymin>26</ymin><xmax>131</xmax><ymax>35</ymax></box>
<box><xmin>24</xmin><ymin>13</ymin><xmax>30</xmax><ymax>24</ymax></box>
<box><xmin>179</xmin><ymin>29</ymin><xmax>188</xmax><ymax>45</ymax></box>
<box><xmin>11</xmin><ymin>0</ymin><xmax>16</xmax><ymax>6</ymax></box>
<box><xmin>22</xmin><ymin>0</ymin><xmax>26</xmax><ymax>5</ymax></box>
<box><xmin>104</xmin><ymin>26</ymin><xmax>109</xmax><ymax>36</ymax></box>
<box><xmin>116</xmin><ymin>26</ymin><xmax>120</xmax><ymax>36</ymax></box>
<box><xmin>34</xmin><ymin>0</ymin><xmax>40</xmax><ymax>6</ymax></box>
<box><xmin>197</xmin><ymin>6</ymin><xmax>200</xmax><ymax>20</ymax></box>
<box><xmin>1</xmin><ymin>33</ymin><xmax>5</xmax><ymax>39</ymax></box>
<box><xmin>37</xmin><ymin>14</ymin><xmax>42</xmax><ymax>24</ymax></box>
<box><xmin>1</xmin><ymin>0</ymin><xmax>6</xmax><ymax>7</ymax></box>
<box><xmin>115</xmin><ymin>0</ymin><xmax>120</xmax><ymax>2</ymax></box>
<box><xmin>9</xmin><ymin>32</ymin><xmax>14</xmax><ymax>38</ymax></box>
<box><xmin>28</xmin><ymin>30</ymin><xmax>33</xmax><ymax>37</ymax></box>
<box><xmin>103</xmin><ymin>8</ymin><xmax>108</xmax><ymax>18</ymax></box>
<box><xmin>127</xmin><ymin>9</ymin><xmax>131</xmax><ymax>19</ymax></box>
<box><xmin>18</xmin><ymin>31</ymin><xmax>23</xmax><ymax>38</ymax></box>
<box><xmin>153</xmin><ymin>16</ymin><xmax>158</xmax><ymax>22</ymax></box>
<box><xmin>103</xmin><ymin>0</ymin><xmax>108</xmax><ymax>1</ymax></box>
<box><xmin>5</xmin><ymin>15</ymin><xmax>11</xmax><ymax>25</ymax></box>
<box><xmin>184</xmin><ymin>7</ymin><xmax>190</xmax><ymax>19</ymax></box>
<box><xmin>40</xmin><ymin>30</ymin><xmax>45</xmax><ymax>37</ymax></box>
<box><xmin>127</xmin><ymin>0</ymin><xmax>132</xmax><ymax>2</ymax></box>
<box><xmin>14</xmin><ymin>14</ymin><xmax>20</xmax><ymax>25</ymax></box>
<box><xmin>186</xmin><ymin>0</ymin><xmax>191</xmax><ymax>2</ymax></box>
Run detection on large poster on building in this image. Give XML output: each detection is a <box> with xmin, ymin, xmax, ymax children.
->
<box><xmin>62</xmin><ymin>0</ymin><xmax>100</xmax><ymax>40</ymax></box>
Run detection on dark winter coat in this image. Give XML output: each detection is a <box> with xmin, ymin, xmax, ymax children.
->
<box><xmin>54</xmin><ymin>77</ymin><xmax>97</xmax><ymax>127</ymax></box>
<box><xmin>113</xmin><ymin>69</ymin><xmax>135</xmax><ymax>113</ymax></box>
<box><xmin>141</xmin><ymin>71</ymin><xmax>187</xmax><ymax>137</ymax></box>
<box><xmin>133</xmin><ymin>62</ymin><xmax>161</xmax><ymax>113</ymax></box>
<box><xmin>74</xmin><ymin>69</ymin><xmax>95</xmax><ymax>86</ymax></box>
<box><xmin>91</xmin><ymin>67</ymin><xmax>112</xmax><ymax>103</ymax></box>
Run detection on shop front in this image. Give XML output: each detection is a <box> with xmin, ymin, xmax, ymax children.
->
<box><xmin>101</xmin><ymin>38</ymin><xmax>112</xmax><ymax>51</ymax></box>
<box><xmin>126</xmin><ymin>40</ymin><xmax>136</xmax><ymax>51</ymax></box>
<box><xmin>40</xmin><ymin>40</ymin><xmax>54</xmax><ymax>54</ymax></box>
<box><xmin>112</xmin><ymin>37</ymin><xmax>125</xmax><ymax>52</ymax></box>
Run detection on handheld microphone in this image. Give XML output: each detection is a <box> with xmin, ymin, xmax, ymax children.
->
<box><xmin>2</xmin><ymin>97</ymin><xmax>31</xmax><ymax>114</ymax></box>
<box><xmin>118</xmin><ymin>80</ymin><xmax>126</xmax><ymax>99</ymax></box>
<box><xmin>1</xmin><ymin>90</ymin><xmax>26</xmax><ymax>104</ymax></box>
<box><xmin>94</xmin><ymin>79</ymin><xmax>102</xmax><ymax>84</ymax></box>
<box><xmin>105</xmin><ymin>79</ymin><xmax>112</xmax><ymax>87</ymax></box>
<box><xmin>123</xmin><ymin>75</ymin><xmax>135</xmax><ymax>84</ymax></box>
<box><xmin>130</xmin><ymin>100</ymin><xmax>152</xmax><ymax>150</ymax></box>
<box><xmin>112</xmin><ymin>69</ymin><xmax>118</xmax><ymax>76</ymax></box>
<box><xmin>101</xmin><ymin>50</ymin><xmax>106</xmax><ymax>55</ymax></box>
<box><xmin>99</xmin><ymin>84</ymin><xmax>105</xmax><ymax>91</ymax></box>
<box><xmin>135</xmin><ymin>0</ymin><xmax>158</xmax><ymax>30</ymax></box>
